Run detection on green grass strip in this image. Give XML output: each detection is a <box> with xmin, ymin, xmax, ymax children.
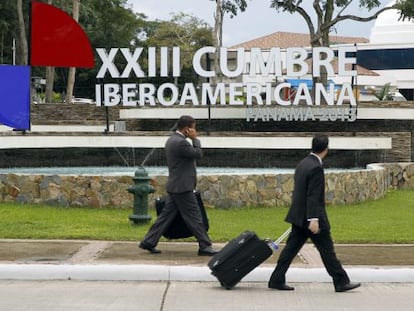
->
<box><xmin>0</xmin><ymin>190</ymin><xmax>413</xmax><ymax>243</ymax></box>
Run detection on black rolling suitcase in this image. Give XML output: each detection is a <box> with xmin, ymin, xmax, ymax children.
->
<box><xmin>208</xmin><ymin>229</ymin><xmax>291</xmax><ymax>289</ymax></box>
<box><xmin>155</xmin><ymin>190</ymin><xmax>209</xmax><ymax>239</ymax></box>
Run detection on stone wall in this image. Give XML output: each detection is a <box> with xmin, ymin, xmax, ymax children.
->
<box><xmin>1</xmin><ymin>163</ymin><xmax>414</xmax><ymax>209</ymax></box>
<box><xmin>31</xmin><ymin>103</ymin><xmax>121</xmax><ymax>125</ymax></box>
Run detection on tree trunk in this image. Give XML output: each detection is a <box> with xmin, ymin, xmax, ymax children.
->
<box><xmin>45</xmin><ymin>0</ymin><xmax>55</xmax><ymax>103</ymax></box>
<box><xmin>319</xmin><ymin>30</ymin><xmax>330</xmax><ymax>87</ymax></box>
<box><xmin>319</xmin><ymin>1</ymin><xmax>334</xmax><ymax>87</ymax></box>
<box><xmin>65</xmin><ymin>0</ymin><xmax>80</xmax><ymax>104</ymax></box>
<box><xmin>45</xmin><ymin>66</ymin><xmax>55</xmax><ymax>103</ymax></box>
<box><xmin>16</xmin><ymin>0</ymin><xmax>28</xmax><ymax>65</ymax></box>
<box><xmin>213</xmin><ymin>0</ymin><xmax>223</xmax><ymax>84</ymax></box>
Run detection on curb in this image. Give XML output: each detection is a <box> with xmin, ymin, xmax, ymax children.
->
<box><xmin>1</xmin><ymin>264</ymin><xmax>414</xmax><ymax>283</ymax></box>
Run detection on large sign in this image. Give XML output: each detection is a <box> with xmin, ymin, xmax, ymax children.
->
<box><xmin>95</xmin><ymin>46</ymin><xmax>358</xmax><ymax>122</ymax></box>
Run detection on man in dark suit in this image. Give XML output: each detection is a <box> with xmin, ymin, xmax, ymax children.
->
<box><xmin>139</xmin><ymin>115</ymin><xmax>218</xmax><ymax>256</ymax></box>
<box><xmin>268</xmin><ymin>134</ymin><xmax>361</xmax><ymax>292</ymax></box>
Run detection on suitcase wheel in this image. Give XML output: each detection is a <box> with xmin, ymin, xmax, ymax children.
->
<box><xmin>220</xmin><ymin>282</ymin><xmax>233</xmax><ymax>290</ymax></box>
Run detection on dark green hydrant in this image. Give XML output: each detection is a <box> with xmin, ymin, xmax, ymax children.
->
<box><xmin>128</xmin><ymin>166</ymin><xmax>155</xmax><ymax>224</ymax></box>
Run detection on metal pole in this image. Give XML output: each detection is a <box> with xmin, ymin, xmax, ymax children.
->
<box><xmin>12</xmin><ymin>38</ymin><xmax>16</xmax><ymax>65</ymax></box>
<box><xmin>352</xmin><ymin>43</ymin><xmax>359</xmax><ymax>114</ymax></box>
<box><xmin>105</xmin><ymin>106</ymin><xmax>109</xmax><ymax>133</ymax></box>
<box><xmin>206</xmin><ymin>53</ymin><xmax>211</xmax><ymax>135</ymax></box>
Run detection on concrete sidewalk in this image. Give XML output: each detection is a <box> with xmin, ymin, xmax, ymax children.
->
<box><xmin>1</xmin><ymin>239</ymin><xmax>414</xmax><ymax>311</ymax></box>
<box><xmin>0</xmin><ymin>239</ymin><xmax>413</xmax><ymax>283</ymax></box>
<box><xmin>1</xmin><ymin>281</ymin><xmax>413</xmax><ymax>311</ymax></box>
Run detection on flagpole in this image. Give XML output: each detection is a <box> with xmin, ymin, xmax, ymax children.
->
<box><xmin>27</xmin><ymin>0</ymin><xmax>33</xmax><ymax>131</ymax></box>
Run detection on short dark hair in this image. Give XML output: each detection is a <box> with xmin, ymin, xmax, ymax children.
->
<box><xmin>311</xmin><ymin>134</ymin><xmax>329</xmax><ymax>153</ymax></box>
<box><xmin>177</xmin><ymin>115</ymin><xmax>196</xmax><ymax>130</ymax></box>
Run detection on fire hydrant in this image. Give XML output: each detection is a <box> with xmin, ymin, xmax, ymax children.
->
<box><xmin>127</xmin><ymin>166</ymin><xmax>155</xmax><ymax>224</ymax></box>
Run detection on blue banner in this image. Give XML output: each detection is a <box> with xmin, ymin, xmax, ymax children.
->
<box><xmin>0</xmin><ymin>65</ymin><xmax>30</xmax><ymax>130</ymax></box>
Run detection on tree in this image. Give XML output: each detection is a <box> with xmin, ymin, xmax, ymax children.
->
<box><xmin>16</xmin><ymin>0</ymin><xmax>28</xmax><ymax>65</ymax></box>
<box><xmin>45</xmin><ymin>0</ymin><xmax>55</xmax><ymax>103</ymax></box>
<box><xmin>147</xmin><ymin>13</ymin><xmax>212</xmax><ymax>50</ymax></box>
<box><xmin>0</xmin><ymin>0</ymin><xmax>16</xmax><ymax>64</ymax></box>
<box><xmin>270</xmin><ymin>0</ymin><xmax>414</xmax><ymax>84</ymax></box>
<box><xmin>210</xmin><ymin>0</ymin><xmax>249</xmax><ymax>82</ymax></box>
<box><xmin>54</xmin><ymin>0</ymin><xmax>148</xmax><ymax>99</ymax></box>
<box><xmin>146</xmin><ymin>13</ymin><xmax>213</xmax><ymax>89</ymax></box>
<box><xmin>65</xmin><ymin>0</ymin><xmax>80</xmax><ymax>104</ymax></box>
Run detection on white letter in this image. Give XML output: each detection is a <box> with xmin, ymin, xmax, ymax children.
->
<box><xmin>315</xmin><ymin>83</ymin><xmax>335</xmax><ymax>106</ymax></box>
<box><xmin>249</xmin><ymin>47</ymin><xmax>282</xmax><ymax>76</ymax></box>
<box><xmin>120</xmin><ymin>48</ymin><xmax>145</xmax><ymax>78</ymax></box>
<box><xmin>96</xmin><ymin>48</ymin><xmax>120</xmax><ymax>78</ymax></box>
<box><xmin>313</xmin><ymin>47</ymin><xmax>334</xmax><ymax>78</ymax></box>
<box><xmin>104</xmin><ymin>83</ymin><xmax>121</xmax><ymax>106</ymax></box>
<box><xmin>293</xmin><ymin>83</ymin><xmax>312</xmax><ymax>106</ymax></box>
<box><xmin>193</xmin><ymin>47</ymin><xmax>215</xmax><ymax>78</ymax></box>
<box><xmin>122</xmin><ymin>83</ymin><xmax>137</xmax><ymax>106</ymax></box>
<box><xmin>338</xmin><ymin>46</ymin><xmax>357</xmax><ymax>76</ymax></box>
<box><xmin>158</xmin><ymin>83</ymin><xmax>178</xmax><ymax>106</ymax></box>
<box><xmin>180</xmin><ymin>83</ymin><xmax>199</xmax><ymax>105</ymax></box>
<box><xmin>221</xmin><ymin>47</ymin><xmax>244</xmax><ymax>77</ymax></box>
<box><xmin>274</xmin><ymin>83</ymin><xmax>291</xmax><ymax>106</ymax></box>
<box><xmin>138</xmin><ymin>83</ymin><xmax>156</xmax><ymax>106</ymax></box>
<box><xmin>246</xmin><ymin>83</ymin><xmax>263</xmax><ymax>106</ymax></box>
<box><xmin>160</xmin><ymin>47</ymin><xmax>169</xmax><ymax>77</ymax></box>
<box><xmin>264</xmin><ymin>83</ymin><xmax>273</xmax><ymax>105</ymax></box>
<box><xmin>229</xmin><ymin>83</ymin><xmax>244</xmax><ymax>105</ymax></box>
<box><xmin>173</xmin><ymin>47</ymin><xmax>181</xmax><ymax>77</ymax></box>
<box><xmin>95</xmin><ymin>84</ymin><xmax>101</xmax><ymax>106</ymax></box>
<box><xmin>246</xmin><ymin>107</ymin><xmax>255</xmax><ymax>121</ymax></box>
<box><xmin>201</xmin><ymin>83</ymin><xmax>226</xmax><ymax>105</ymax></box>
<box><xmin>148</xmin><ymin>47</ymin><xmax>156</xmax><ymax>77</ymax></box>
<box><xmin>286</xmin><ymin>48</ymin><xmax>308</xmax><ymax>77</ymax></box>
<box><xmin>337</xmin><ymin>83</ymin><xmax>356</xmax><ymax>106</ymax></box>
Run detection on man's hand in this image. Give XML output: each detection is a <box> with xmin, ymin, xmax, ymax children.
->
<box><xmin>186</xmin><ymin>128</ymin><xmax>197</xmax><ymax>140</ymax></box>
<box><xmin>308</xmin><ymin>219</ymin><xmax>320</xmax><ymax>234</ymax></box>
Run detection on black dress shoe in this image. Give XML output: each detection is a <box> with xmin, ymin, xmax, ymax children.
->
<box><xmin>335</xmin><ymin>282</ymin><xmax>361</xmax><ymax>292</ymax></box>
<box><xmin>268</xmin><ymin>283</ymin><xmax>295</xmax><ymax>291</ymax></box>
<box><xmin>198</xmin><ymin>246</ymin><xmax>219</xmax><ymax>256</ymax></box>
<box><xmin>139</xmin><ymin>242</ymin><xmax>161</xmax><ymax>254</ymax></box>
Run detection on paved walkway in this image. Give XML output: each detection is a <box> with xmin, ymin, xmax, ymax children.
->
<box><xmin>1</xmin><ymin>281</ymin><xmax>413</xmax><ymax>311</ymax></box>
<box><xmin>1</xmin><ymin>240</ymin><xmax>414</xmax><ymax>310</ymax></box>
<box><xmin>1</xmin><ymin>239</ymin><xmax>413</xmax><ymax>282</ymax></box>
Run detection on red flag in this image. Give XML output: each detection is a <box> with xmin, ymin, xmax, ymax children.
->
<box><xmin>31</xmin><ymin>1</ymin><xmax>94</xmax><ymax>68</ymax></box>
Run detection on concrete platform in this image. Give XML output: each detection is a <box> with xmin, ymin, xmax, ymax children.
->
<box><xmin>0</xmin><ymin>133</ymin><xmax>391</xmax><ymax>150</ymax></box>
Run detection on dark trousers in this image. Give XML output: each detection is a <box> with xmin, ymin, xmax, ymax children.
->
<box><xmin>142</xmin><ymin>191</ymin><xmax>212</xmax><ymax>249</ymax></box>
<box><xmin>269</xmin><ymin>225</ymin><xmax>350</xmax><ymax>288</ymax></box>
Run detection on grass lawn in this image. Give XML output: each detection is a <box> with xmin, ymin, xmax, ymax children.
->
<box><xmin>0</xmin><ymin>190</ymin><xmax>413</xmax><ymax>243</ymax></box>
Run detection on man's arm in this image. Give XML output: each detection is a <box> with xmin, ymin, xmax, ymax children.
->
<box><xmin>306</xmin><ymin>167</ymin><xmax>324</xmax><ymax>234</ymax></box>
<box><xmin>178</xmin><ymin>137</ymin><xmax>203</xmax><ymax>159</ymax></box>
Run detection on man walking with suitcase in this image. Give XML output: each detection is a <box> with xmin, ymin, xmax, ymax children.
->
<box><xmin>139</xmin><ymin>115</ymin><xmax>218</xmax><ymax>256</ymax></box>
<box><xmin>268</xmin><ymin>134</ymin><xmax>361</xmax><ymax>292</ymax></box>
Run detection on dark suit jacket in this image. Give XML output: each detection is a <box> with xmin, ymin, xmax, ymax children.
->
<box><xmin>285</xmin><ymin>154</ymin><xmax>330</xmax><ymax>230</ymax></box>
<box><xmin>165</xmin><ymin>132</ymin><xmax>202</xmax><ymax>194</ymax></box>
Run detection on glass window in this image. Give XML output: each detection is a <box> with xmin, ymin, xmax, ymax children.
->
<box><xmin>357</xmin><ymin>48</ymin><xmax>414</xmax><ymax>70</ymax></box>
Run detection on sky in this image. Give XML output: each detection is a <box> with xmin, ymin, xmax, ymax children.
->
<box><xmin>128</xmin><ymin>0</ymin><xmax>394</xmax><ymax>47</ymax></box>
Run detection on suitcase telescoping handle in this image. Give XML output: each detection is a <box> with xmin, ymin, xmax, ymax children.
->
<box><xmin>265</xmin><ymin>228</ymin><xmax>292</xmax><ymax>251</ymax></box>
